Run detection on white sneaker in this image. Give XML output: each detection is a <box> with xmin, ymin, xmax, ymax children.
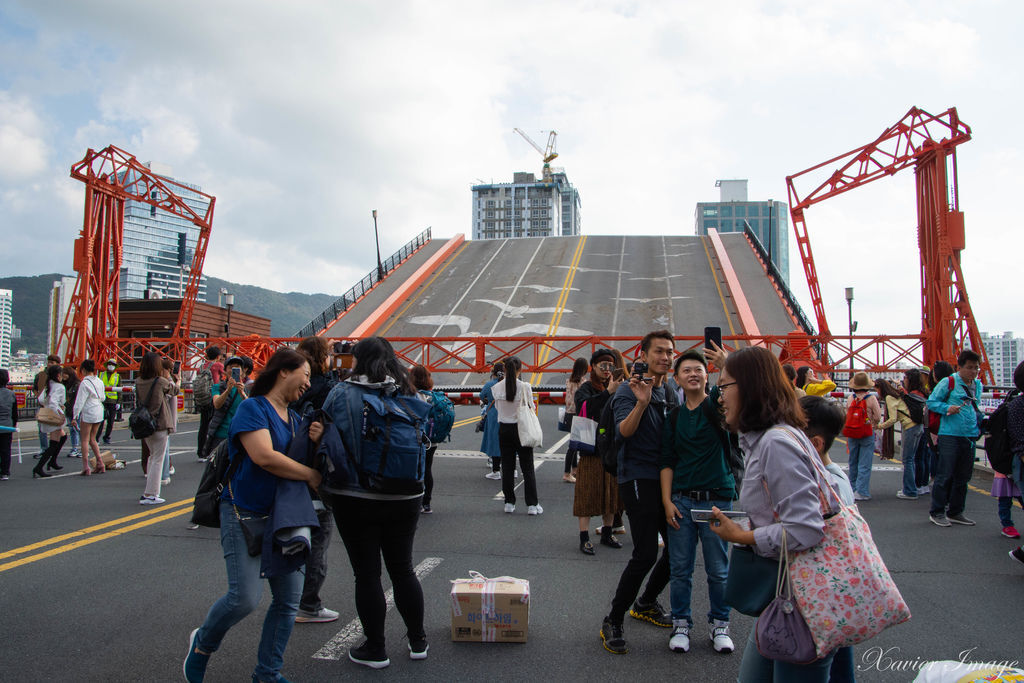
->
<box><xmin>484</xmin><ymin>471</ymin><xmax>502</xmax><ymax>480</ymax></box>
<box><xmin>161</xmin><ymin>478</ymin><xmax>171</xmax><ymax>486</ymax></box>
<box><xmin>709</xmin><ymin>619</ymin><xmax>734</xmax><ymax>653</ymax></box>
<box><xmin>917</xmin><ymin>484</ymin><xmax>931</xmax><ymax>495</ymax></box>
<box><xmin>668</xmin><ymin>621</ymin><xmax>690</xmax><ymax>652</ymax></box>
<box><xmin>140</xmin><ymin>495</ymin><xmax>166</xmax><ymax>505</ymax></box>
<box><xmin>527</xmin><ymin>505</ymin><xmax>543</xmax><ymax>515</ymax></box>
<box><xmin>504</xmin><ymin>503</ymin><xmax>515</xmax><ymax>513</ymax></box>
<box><xmin>514</xmin><ymin>470</ymin><xmax>519</xmax><ymax>478</ymax></box>
<box><xmin>169</xmin><ymin>466</ymin><xmax>175</xmax><ymax>475</ymax></box>
<box><xmin>295</xmin><ymin>607</ymin><xmax>340</xmax><ymax>623</ymax></box>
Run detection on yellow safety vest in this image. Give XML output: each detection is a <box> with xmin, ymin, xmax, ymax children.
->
<box><xmin>99</xmin><ymin>371</ymin><xmax>120</xmax><ymax>402</ymax></box>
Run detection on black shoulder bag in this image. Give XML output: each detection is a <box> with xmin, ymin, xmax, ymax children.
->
<box><xmin>128</xmin><ymin>380</ymin><xmax>160</xmax><ymax>440</ymax></box>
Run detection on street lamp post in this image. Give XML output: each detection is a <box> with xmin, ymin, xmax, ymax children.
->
<box><xmin>224</xmin><ymin>293</ymin><xmax>234</xmax><ymax>338</ymax></box>
<box><xmin>372</xmin><ymin>209</ymin><xmax>384</xmax><ymax>282</ymax></box>
<box><xmin>845</xmin><ymin>287</ymin><xmax>855</xmax><ymax>376</ymax></box>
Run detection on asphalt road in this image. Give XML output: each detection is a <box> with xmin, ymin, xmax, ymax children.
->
<box><xmin>1</xmin><ymin>410</ymin><xmax>1021</xmax><ymax>682</ymax></box>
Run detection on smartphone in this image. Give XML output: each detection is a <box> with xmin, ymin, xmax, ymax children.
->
<box><xmin>704</xmin><ymin>326</ymin><xmax>723</xmax><ymax>352</ymax></box>
<box><xmin>172</xmin><ymin>360</ymin><xmax>181</xmax><ymax>375</ymax></box>
<box><xmin>231</xmin><ymin>367</ymin><xmax>241</xmax><ymax>382</ymax></box>
<box><xmin>691</xmin><ymin>509</ymin><xmax>748</xmax><ymax>523</ymax></box>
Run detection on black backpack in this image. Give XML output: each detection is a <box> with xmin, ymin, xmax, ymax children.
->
<box><xmin>128</xmin><ymin>381</ymin><xmax>159</xmax><ymax>440</ymax></box>
<box><xmin>901</xmin><ymin>392</ymin><xmax>926</xmax><ymax>425</ymax></box>
<box><xmin>190</xmin><ymin>440</ymin><xmax>240</xmax><ymax>528</ymax></box>
<box><xmin>665</xmin><ymin>396</ymin><xmax>745</xmax><ymax>489</ymax></box>
<box><xmin>984</xmin><ymin>391</ymin><xmax>1020</xmax><ymax>476</ymax></box>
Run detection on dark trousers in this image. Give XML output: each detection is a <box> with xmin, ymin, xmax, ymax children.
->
<box><xmin>423</xmin><ymin>446</ymin><xmax>437</xmax><ymax>506</ymax></box>
<box><xmin>608</xmin><ymin>478</ymin><xmax>671</xmax><ymax>625</ymax></box>
<box><xmin>930</xmin><ymin>435</ymin><xmax>975</xmax><ymax>517</ymax></box>
<box><xmin>196</xmin><ymin>404</ymin><xmax>214</xmax><ymax>457</ymax></box>
<box><xmin>564</xmin><ymin>448</ymin><xmax>578</xmax><ymax>474</ymax></box>
<box><xmin>299</xmin><ymin>507</ymin><xmax>334</xmax><ymax>613</ymax></box>
<box><xmin>101</xmin><ymin>401</ymin><xmax>116</xmax><ymax>440</ymax></box>
<box><xmin>914</xmin><ymin>435</ymin><xmax>934</xmax><ymax>488</ymax></box>
<box><xmin>328</xmin><ymin>494</ymin><xmax>425</xmax><ymax>648</ymax></box>
<box><xmin>498</xmin><ymin>423</ymin><xmax>538</xmax><ymax>506</ymax></box>
<box><xmin>0</xmin><ymin>432</ymin><xmax>12</xmax><ymax>476</ymax></box>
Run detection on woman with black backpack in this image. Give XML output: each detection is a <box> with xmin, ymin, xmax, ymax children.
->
<box><xmin>877</xmin><ymin>370</ymin><xmax>927</xmax><ymax>500</ymax></box>
<box><xmin>322</xmin><ymin>337</ymin><xmax>429</xmax><ymax>669</ymax></box>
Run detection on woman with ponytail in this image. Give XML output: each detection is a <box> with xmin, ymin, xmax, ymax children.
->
<box><xmin>490</xmin><ymin>356</ymin><xmax>542</xmax><ymax>515</ymax></box>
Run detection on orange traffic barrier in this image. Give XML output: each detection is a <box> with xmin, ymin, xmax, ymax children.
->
<box><xmin>350</xmin><ymin>234</ymin><xmax>467</xmax><ymax>338</ymax></box>
<box><xmin>707</xmin><ymin>229</ymin><xmax>761</xmax><ymax>340</ymax></box>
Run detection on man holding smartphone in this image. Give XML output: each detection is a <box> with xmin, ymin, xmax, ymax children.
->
<box><xmin>600</xmin><ymin>330</ymin><xmax>679</xmax><ymax>655</ymax></box>
<box><xmin>659</xmin><ymin>346</ymin><xmax>736</xmax><ymax>655</ymax></box>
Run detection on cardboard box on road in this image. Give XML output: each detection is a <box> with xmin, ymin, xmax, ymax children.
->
<box><xmin>88</xmin><ymin>450</ymin><xmax>116</xmax><ymax>469</ymax></box>
<box><xmin>450</xmin><ymin>574</ymin><xmax>530</xmax><ymax>643</ymax></box>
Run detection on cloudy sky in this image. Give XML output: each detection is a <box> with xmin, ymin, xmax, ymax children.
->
<box><xmin>1</xmin><ymin>0</ymin><xmax>1020</xmax><ymax>339</ymax></box>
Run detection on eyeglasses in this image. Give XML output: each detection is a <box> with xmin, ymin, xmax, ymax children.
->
<box><xmin>595</xmin><ymin>362</ymin><xmax>615</xmax><ymax>371</ymax></box>
<box><xmin>718</xmin><ymin>381</ymin><xmax>737</xmax><ymax>391</ymax></box>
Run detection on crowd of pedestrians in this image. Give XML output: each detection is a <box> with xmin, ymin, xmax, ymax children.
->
<box><xmin>2</xmin><ymin>331</ymin><xmax>1022</xmax><ymax>682</ymax></box>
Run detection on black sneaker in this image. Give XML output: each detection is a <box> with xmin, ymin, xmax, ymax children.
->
<box><xmin>629</xmin><ymin>600</ymin><xmax>672</xmax><ymax>628</ymax></box>
<box><xmin>420</xmin><ymin>504</ymin><xmax>432</xmax><ymax>514</ymax></box>
<box><xmin>409</xmin><ymin>638</ymin><xmax>429</xmax><ymax>660</ymax></box>
<box><xmin>1009</xmin><ymin>547</ymin><xmax>1024</xmax><ymax>566</ymax></box>
<box><xmin>349</xmin><ymin>642</ymin><xmax>390</xmax><ymax>669</ymax></box>
<box><xmin>600</xmin><ymin>618</ymin><xmax>628</xmax><ymax>654</ymax></box>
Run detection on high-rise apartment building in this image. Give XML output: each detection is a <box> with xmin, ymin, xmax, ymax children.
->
<box><xmin>695</xmin><ymin>179</ymin><xmax>790</xmax><ymax>283</ymax></box>
<box><xmin>121</xmin><ymin>162</ymin><xmax>209</xmax><ymax>301</ymax></box>
<box><xmin>471</xmin><ymin>170</ymin><xmax>581</xmax><ymax>240</ymax></box>
<box><xmin>0</xmin><ymin>289</ymin><xmax>12</xmax><ymax>367</ymax></box>
<box><xmin>46</xmin><ymin>276</ymin><xmax>77</xmax><ymax>358</ymax></box>
<box><xmin>980</xmin><ymin>331</ymin><xmax>1023</xmax><ymax>387</ymax></box>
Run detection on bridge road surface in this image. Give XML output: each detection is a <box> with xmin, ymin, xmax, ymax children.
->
<box><xmin>1</xmin><ymin>411</ymin><xmax>1021</xmax><ymax>682</ymax></box>
<box><xmin>334</xmin><ymin>234</ymin><xmax>795</xmax><ymax>385</ymax></box>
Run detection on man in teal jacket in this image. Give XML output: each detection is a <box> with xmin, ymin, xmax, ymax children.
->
<box><xmin>926</xmin><ymin>349</ymin><xmax>984</xmax><ymax>527</ymax></box>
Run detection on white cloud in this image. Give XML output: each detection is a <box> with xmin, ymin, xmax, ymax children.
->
<box><xmin>0</xmin><ymin>92</ymin><xmax>49</xmax><ymax>181</ymax></box>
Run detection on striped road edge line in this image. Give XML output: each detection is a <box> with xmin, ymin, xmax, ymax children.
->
<box><xmin>312</xmin><ymin>557</ymin><xmax>444</xmax><ymax>660</ymax></box>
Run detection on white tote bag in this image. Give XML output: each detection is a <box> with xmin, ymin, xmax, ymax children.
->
<box><xmin>516</xmin><ymin>386</ymin><xmax>543</xmax><ymax>448</ymax></box>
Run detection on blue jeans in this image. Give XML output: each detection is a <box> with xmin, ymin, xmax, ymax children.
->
<box><xmin>195</xmin><ymin>501</ymin><xmax>304</xmax><ymax>682</ymax></box>
<box><xmin>930</xmin><ymin>436</ymin><xmax>975</xmax><ymax>517</ymax></box>
<box><xmin>846</xmin><ymin>436</ymin><xmax>874</xmax><ymax>497</ymax></box>
<box><xmin>900</xmin><ymin>425</ymin><xmax>923</xmax><ymax>496</ymax></box>
<box><xmin>68</xmin><ymin>423</ymin><xmax>80</xmax><ymax>451</ymax></box>
<box><xmin>738</xmin><ymin>627</ymin><xmax>836</xmax><ymax>682</ymax></box>
<box><xmin>997</xmin><ymin>454</ymin><xmax>1024</xmax><ymax>527</ymax></box>
<box><xmin>666</xmin><ymin>494</ymin><xmax>731</xmax><ymax>626</ymax></box>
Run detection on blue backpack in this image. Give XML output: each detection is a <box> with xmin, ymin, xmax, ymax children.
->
<box><xmin>325</xmin><ymin>382</ymin><xmax>431</xmax><ymax>495</ymax></box>
<box><xmin>420</xmin><ymin>389</ymin><xmax>455</xmax><ymax>443</ymax></box>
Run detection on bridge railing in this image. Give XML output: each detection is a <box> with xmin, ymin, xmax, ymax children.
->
<box><xmin>294</xmin><ymin>227</ymin><xmax>432</xmax><ymax>338</ymax></box>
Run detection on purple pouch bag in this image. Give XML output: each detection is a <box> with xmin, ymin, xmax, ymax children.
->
<box><xmin>755</xmin><ymin>531</ymin><xmax>819</xmax><ymax>665</ymax></box>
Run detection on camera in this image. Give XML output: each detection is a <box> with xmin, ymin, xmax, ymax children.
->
<box><xmin>632</xmin><ymin>361</ymin><xmax>649</xmax><ymax>377</ymax></box>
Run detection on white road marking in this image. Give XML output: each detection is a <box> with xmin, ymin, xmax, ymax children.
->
<box><xmin>43</xmin><ymin>450</ymin><xmax>194</xmax><ymax>478</ymax></box>
<box><xmin>312</xmin><ymin>557</ymin><xmax>444</xmax><ymax>661</ymax></box>
<box><xmin>545</xmin><ymin>434</ymin><xmax>570</xmax><ymax>453</ymax></box>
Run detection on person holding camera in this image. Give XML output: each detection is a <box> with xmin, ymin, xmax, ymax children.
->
<box><xmin>203</xmin><ymin>356</ymin><xmax>253</xmax><ymax>458</ymax></box>
<box><xmin>600</xmin><ymin>330</ymin><xmax>679</xmax><ymax>655</ymax></box>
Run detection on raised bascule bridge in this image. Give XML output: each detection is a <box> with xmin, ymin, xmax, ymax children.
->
<box><xmin>58</xmin><ymin>106</ymin><xmax>993</xmax><ymax>397</ymax></box>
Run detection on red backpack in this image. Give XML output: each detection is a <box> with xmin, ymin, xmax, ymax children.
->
<box><xmin>926</xmin><ymin>376</ymin><xmax>956</xmax><ymax>435</ymax></box>
<box><xmin>842</xmin><ymin>395</ymin><xmax>874</xmax><ymax>439</ymax></box>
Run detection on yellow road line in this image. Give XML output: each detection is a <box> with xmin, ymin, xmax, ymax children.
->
<box><xmin>378</xmin><ymin>242</ymin><xmax>469</xmax><ymax>338</ymax></box>
<box><xmin>532</xmin><ymin>236</ymin><xmax>587</xmax><ymax>385</ymax></box>
<box><xmin>0</xmin><ymin>503</ymin><xmax>194</xmax><ymax>573</ymax></box>
<box><xmin>0</xmin><ymin>497</ymin><xmax>194</xmax><ymax>560</ymax></box>
<box><xmin>701</xmin><ymin>235</ymin><xmax>737</xmax><ymax>337</ymax></box>
<box><xmin>454</xmin><ymin>416</ymin><xmax>481</xmax><ymax>428</ymax></box>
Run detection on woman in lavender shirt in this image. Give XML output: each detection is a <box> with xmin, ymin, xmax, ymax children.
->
<box><xmin>708</xmin><ymin>346</ymin><xmax>839</xmax><ymax>681</ymax></box>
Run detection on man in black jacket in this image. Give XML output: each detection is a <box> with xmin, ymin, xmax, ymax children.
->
<box><xmin>600</xmin><ymin>330</ymin><xmax>678</xmax><ymax>655</ymax></box>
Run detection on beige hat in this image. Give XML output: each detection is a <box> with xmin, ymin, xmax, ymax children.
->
<box><xmin>849</xmin><ymin>372</ymin><xmax>873</xmax><ymax>391</ymax></box>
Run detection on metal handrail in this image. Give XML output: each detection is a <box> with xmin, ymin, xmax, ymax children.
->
<box><xmin>295</xmin><ymin>227</ymin><xmax>432</xmax><ymax>338</ymax></box>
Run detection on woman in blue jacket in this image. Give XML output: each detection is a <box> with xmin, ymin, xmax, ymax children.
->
<box><xmin>184</xmin><ymin>348</ymin><xmax>322</xmax><ymax>683</ymax></box>
<box><xmin>479</xmin><ymin>362</ymin><xmax>503</xmax><ymax>479</ymax></box>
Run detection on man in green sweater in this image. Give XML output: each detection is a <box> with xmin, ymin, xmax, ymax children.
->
<box><xmin>659</xmin><ymin>348</ymin><xmax>736</xmax><ymax>655</ymax></box>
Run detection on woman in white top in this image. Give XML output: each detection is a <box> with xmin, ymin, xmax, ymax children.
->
<box><xmin>73</xmin><ymin>359</ymin><xmax>107</xmax><ymax>475</ymax></box>
<box><xmin>33</xmin><ymin>365</ymin><xmax>67</xmax><ymax>478</ymax></box>
<box><xmin>490</xmin><ymin>356</ymin><xmax>542</xmax><ymax>515</ymax></box>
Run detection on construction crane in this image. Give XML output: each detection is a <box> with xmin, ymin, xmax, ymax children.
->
<box><xmin>786</xmin><ymin>106</ymin><xmax>992</xmax><ymax>383</ymax></box>
<box><xmin>513</xmin><ymin>128</ymin><xmax>558</xmax><ymax>183</ymax></box>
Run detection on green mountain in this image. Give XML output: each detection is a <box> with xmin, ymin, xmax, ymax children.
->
<box><xmin>0</xmin><ymin>274</ymin><xmax>339</xmax><ymax>355</ymax></box>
